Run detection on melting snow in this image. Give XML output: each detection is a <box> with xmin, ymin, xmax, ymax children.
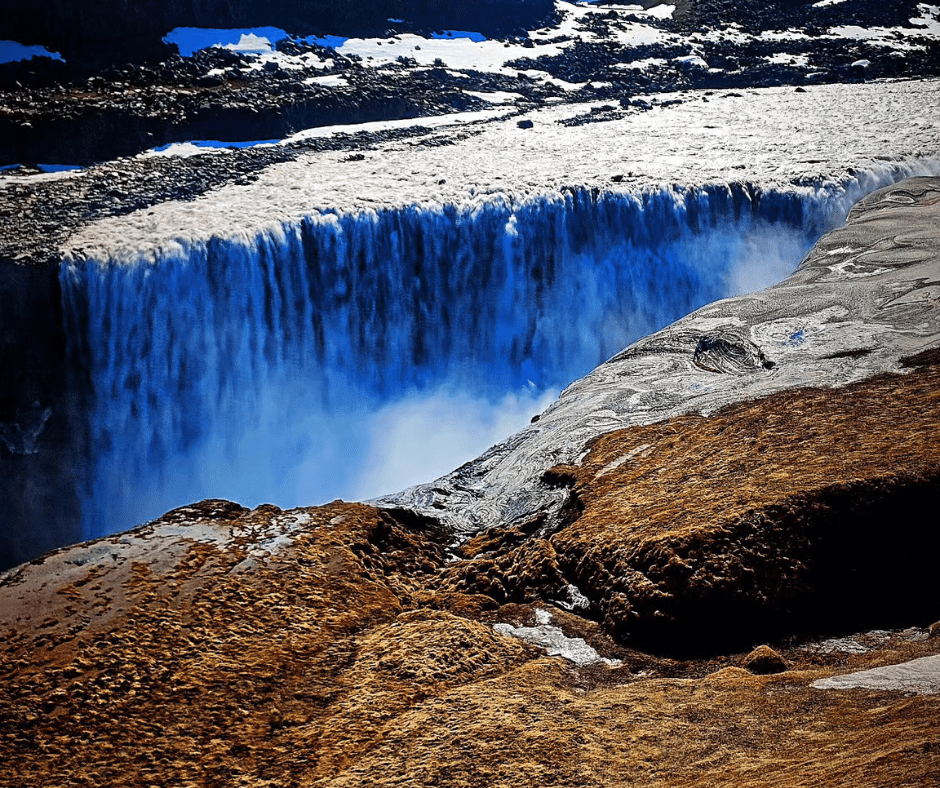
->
<box><xmin>0</xmin><ymin>166</ymin><xmax>84</xmax><ymax>188</ymax></box>
<box><xmin>0</xmin><ymin>40</ymin><xmax>63</xmax><ymax>63</ymax></box>
<box><xmin>760</xmin><ymin>30</ymin><xmax>813</xmax><ymax>42</ymax></box>
<box><xmin>294</xmin><ymin>2</ymin><xmax>668</xmax><ymax>77</ymax></box>
<box><xmin>495</xmin><ymin>609</ymin><xmax>621</xmax><ymax>666</ymax></box>
<box><xmin>304</xmin><ymin>74</ymin><xmax>349</xmax><ymax>88</ymax></box>
<box><xmin>74</xmin><ymin>79</ymin><xmax>940</xmax><ymax>259</ymax></box>
<box><xmin>463</xmin><ymin>89</ymin><xmax>524</xmax><ymax>103</ymax></box>
<box><xmin>615</xmin><ymin>57</ymin><xmax>668</xmax><ymax>70</ymax></box>
<box><xmin>138</xmin><ymin>108</ymin><xmax>513</xmax><ymax>159</ymax></box>
<box><xmin>829</xmin><ymin>5</ymin><xmax>940</xmax><ymax>48</ymax></box>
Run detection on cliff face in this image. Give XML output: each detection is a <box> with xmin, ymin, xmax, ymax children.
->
<box><xmin>1</xmin><ymin>177</ymin><xmax>938</xmax><ymax>787</ymax></box>
<box><xmin>0</xmin><ymin>262</ymin><xmax>84</xmax><ymax>570</ymax></box>
<box><xmin>0</xmin><ymin>0</ymin><xmax>556</xmax><ymax>66</ymax></box>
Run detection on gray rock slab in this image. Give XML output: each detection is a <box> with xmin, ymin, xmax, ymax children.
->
<box><xmin>494</xmin><ymin>608</ymin><xmax>621</xmax><ymax>667</ymax></box>
<box><xmin>812</xmin><ymin>655</ymin><xmax>940</xmax><ymax>695</ymax></box>
<box><xmin>379</xmin><ymin>176</ymin><xmax>940</xmax><ymax>535</ymax></box>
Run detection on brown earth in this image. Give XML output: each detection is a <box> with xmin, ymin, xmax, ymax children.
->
<box><xmin>2</xmin><ymin>349</ymin><xmax>939</xmax><ymax>786</ymax></box>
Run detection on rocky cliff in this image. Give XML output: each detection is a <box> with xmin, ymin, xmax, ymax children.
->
<box><xmin>1</xmin><ymin>177</ymin><xmax>938</xmax><ymax>787</ymax></box>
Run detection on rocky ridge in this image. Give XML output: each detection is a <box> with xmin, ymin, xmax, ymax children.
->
<box><xmin>380</xmin><ymin>178</ymin><xmax>940</xmax><ymax>541</ymax></box>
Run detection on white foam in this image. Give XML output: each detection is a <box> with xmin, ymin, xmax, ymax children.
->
<box><xmin>71</xmin><ymin>79</ymin><xmax>940</xmax><ymax>260</ymax></box>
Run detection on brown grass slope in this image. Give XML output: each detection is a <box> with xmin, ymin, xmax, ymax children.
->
<box><xmin>1</xmin><ymin>493</ymin><xmax>938</xmax><ymax>787</ymax></box>
<box><xmin>3</xmin><ymin>172</ymin><xmax>940</xmax><ymax>785</ymax></box>
<box><xmin>446</xmin><ymin>352</ymin><xmax>940</xmax><ymax>652</ymax></box>
<box><xmin>3</xmin><ymin>349</ymin><xmax>940</xmax><ymax>785</ymax></box>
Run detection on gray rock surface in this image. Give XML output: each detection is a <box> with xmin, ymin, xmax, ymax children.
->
<box><xmin>378</xmin><ymin>176</ymin><xmax>940</xmax><ymax>535</ymax></box>
<box><xmin>812</xmin><ymin>655</ymin><xmax>940</xmax><ymax>695</ymax></box>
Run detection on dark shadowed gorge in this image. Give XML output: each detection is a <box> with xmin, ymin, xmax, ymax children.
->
<box><xmin>2</xmin><ymin>1</ymin><xmax>940</xmax><ymax>785</ymax></box>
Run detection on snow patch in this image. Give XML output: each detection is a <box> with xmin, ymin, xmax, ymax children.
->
<box><xmin>140</xmin><ymin>108</ymin><xmax>511</xmax><ymax>159</ymax></box>
<box><xmin>829</xmin><ymin>5</ymin><xmax>940</xmax><ymax>49</ymax></box>
<box><xmin>615</xmin><ymin>57</ymin><xmax>668</xmax><ymax>70</ymax></box>
<box><xmin>760</xmin><ymin>30</ymin><xmax>812</xmax><ymax>42</ymax></box>
<box><xmin>0</xmin><ymin>41</ymin><xmax>63</xmax><ymax>63</ymax></box>
<box><xmin>494</xmin><ymin>609</ymin><xmax>621</xmax><ymax>666</ymax></box>
<box><xmin>675</xmin><ymin>54</ymin><xmax>708</xmax><ymax>68</ymax></box>
<box><xmin>766</xmin><ymin>53</ymin><xmax>810</xmax><ymax>67</ymax></box>
<box><xmin>304</xmin><ymin>74</ymin><xmax>349</xmax><ymax>88</ymax></box>
<box><xmin>463</xmin><ymin>89</ymin><xmax>524</xmax><ymax>103</ymax></box>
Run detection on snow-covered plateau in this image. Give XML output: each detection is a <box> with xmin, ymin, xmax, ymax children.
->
<box><xmin>65</xmin><ymin>78</ymin><xmax>940</xmax><ymax>257</ymax></box>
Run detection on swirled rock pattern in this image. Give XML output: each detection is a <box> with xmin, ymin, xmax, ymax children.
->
<box><xmin>1</xmin><ymin>177</ymin><xmax>938</xmax><ymax>787</ymax></box>
<box><xmin>380</xmin><ymin>177</ymin><xmax>940</xmax><ymax>539</ymax></box>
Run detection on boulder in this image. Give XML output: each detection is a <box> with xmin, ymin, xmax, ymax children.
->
<box><xmin>743</xmin><ymin>645</ymin><xmax>789</xmax><ymax>675</ymax></box>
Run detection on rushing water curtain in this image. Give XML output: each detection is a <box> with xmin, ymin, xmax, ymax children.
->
<box><xmin>57</xmin><ymin>178</ymin><xmax>888</xmax><ymax>540</ymax></box>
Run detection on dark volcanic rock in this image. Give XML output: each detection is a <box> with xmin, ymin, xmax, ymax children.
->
<box><xmin>0</xmin><ymin>0</ymin><xmax>556</xmax><ymax>69</ymax></box>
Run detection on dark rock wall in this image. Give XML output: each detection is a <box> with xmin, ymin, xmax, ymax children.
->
<box><xmin>0</xmin><ymin>0</ymin><xmax>556</xmax><ymax>67</ymax></box>
<box><xmin>0</xmin><ymin>260</ymin><xmax>84</xmax><ymax>570</ymax></box>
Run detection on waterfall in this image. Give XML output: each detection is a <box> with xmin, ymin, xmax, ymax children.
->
<box><xmin>56</xmin><ymin>176</ymin><xmax>905</xmax><ymax>540</ymax></box>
